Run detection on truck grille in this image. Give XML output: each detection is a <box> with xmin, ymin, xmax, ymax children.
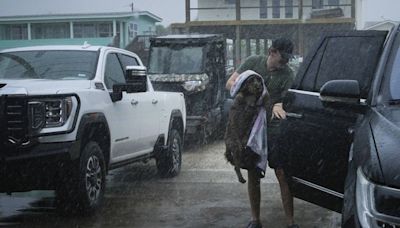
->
<box><xmin>378</xmin><ymin>220</ymin><xmax>400</xmax><ymax>228</ymax></box>
<box><xmin>4</xmin><ymin>97</ymin><xmax>29</xmax><ymax>146</ymax></box>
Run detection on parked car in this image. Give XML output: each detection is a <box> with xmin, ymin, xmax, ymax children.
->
<box><xmin>0</xmin><ymin>45</ymin><xmax>186</xmax><ymax>214</ymax></box>
<box><xmin>147</xmin><ymin>34</ymin><xmax>229</xmax><ymax>143</ymax></box>
<box><xmin>280</xmin><ymin>25</ymin><xmax>400</xmax><ymax>227</ymax></box>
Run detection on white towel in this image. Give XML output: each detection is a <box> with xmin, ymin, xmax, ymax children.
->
<box><xmin>230</xmin><ymin>70</ymin><xmax>268</xmax><ymax>176</ymax></box>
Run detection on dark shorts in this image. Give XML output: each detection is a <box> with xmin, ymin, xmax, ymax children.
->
<box><xmin>267</xmin><ymin>120</ymin><xmax>287</xmax><ymax>169</ymax></box>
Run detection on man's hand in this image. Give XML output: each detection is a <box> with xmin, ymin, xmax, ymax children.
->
<box><xmin>272</xmin><ymin>103</ymin><xmax>286</xmax><ymax>119</ymax></box>
<box><xmin>226</xmin><ymin>72</ymin><xmax>239</xmax><ymax>90</ymax></box>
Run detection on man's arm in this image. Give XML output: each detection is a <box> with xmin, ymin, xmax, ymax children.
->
<box><xmin>271</xmin><ymin>72</ymin><xmax>295</xmax><ymax>120</ymax></box>
<box><xmin>226</xmin><ymin>55</ymin><xmax>258</xmax><ymax>90</ymax></box>
<box><xmin>226</xmin><ymin>71</ymin><xmax>240</xmax><ymax>90</ymax></box>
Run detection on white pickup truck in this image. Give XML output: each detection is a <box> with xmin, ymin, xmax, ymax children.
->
<box><xmin>0</xmin><ymin>45</ymin><xmax>186</xmax><ymax>213</ymax></box>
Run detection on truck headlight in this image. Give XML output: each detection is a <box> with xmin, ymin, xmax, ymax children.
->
<box><xmin>29</xmin><ymin>96</ymin><xmax>74</xmax><ymax>130</ymax></box>
<box><xmin>356</xmin><ymin>168</ymin><xmax>400</xmax><ymax>227</ymax></box>
<box><xmin>182</xmin><ymin>80</ymin><xmax>207</xmax><ymax>92</ymax></box>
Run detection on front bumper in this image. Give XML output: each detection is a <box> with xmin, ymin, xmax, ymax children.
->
<box><xmin>0</xmin><ymin>141</ymin><xmax>79</xmax><ymax>193</ymax></box>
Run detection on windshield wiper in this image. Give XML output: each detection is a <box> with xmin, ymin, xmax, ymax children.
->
<box><xmin>1</xmin><ymin>53</ymin><xmax>40</xmax><ymax>78</ymax></box>
<box><xmin>389</xmin><ymin>99</ymin><xmax>400</xmax><ymax>105</ymax></box>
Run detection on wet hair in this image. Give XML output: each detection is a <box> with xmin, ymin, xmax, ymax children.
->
<box><xmin>271</xmin><ymin>38</ymin><xmax>294</xmax><ymax>63</ymax></box>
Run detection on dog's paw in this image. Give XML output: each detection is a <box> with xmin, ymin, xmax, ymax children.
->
<box><xmin>238</xmin><ymin>177</ymin><xmax>247</xmax><ymax>184</ymax></box>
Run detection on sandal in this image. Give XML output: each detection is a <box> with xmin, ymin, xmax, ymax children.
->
<box><xmin>246</xmin><ymin>221</ymin><xmax>263</xmax><ymax>228</ymax></box>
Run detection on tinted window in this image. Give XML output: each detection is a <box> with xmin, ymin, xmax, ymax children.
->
<box><xmin>315</xmin><ymin>37</ymin><xmax>384</xmax><ymax>98</ymax></box>
<box><xmin>299</xmin><ymin>40</ymin><xmax>327</xmax><ymax>91</ymax></box>
<box><xmin>389</xmin><ymin>35</ymin><xmax>400</xmax><ymax>100</ymax></box>
<box><xmin>0</xmin><ymin>50</ymin><xmax>97</xmax><ymax>80</ymax></box>
<box><xmin>104</xmin><ymin>53</ymin><xmax>126</xmax><ymax>90</ymax></box>
<box><xmin>118</xmin><ymin>54</ymin><xmax>139</xmax><ymax>70</ymax></box>
<box><xmin>296</xmin><ymin>34</ymin><xmax>386</xmax><ymax>96</ymax></box>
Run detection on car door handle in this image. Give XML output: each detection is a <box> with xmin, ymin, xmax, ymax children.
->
<box><xmin>286</xmin><ymin>112</ymin><xmax>303</xmax><ymax>119</ymax></box>
<box><xmin>131</xmin><ymin>99</ymin><xmax>139</xmax><ymax>105</ymax></box>
<box><xmin>152</xmin><ymin>99</ymin><xmax>158</xmax><ymax>104</ymax></box>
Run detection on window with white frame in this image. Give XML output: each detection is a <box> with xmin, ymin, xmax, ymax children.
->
<box><xmin>31</xmin><ymin>23</ymin><xmax>70</xmax><ymax>39</ymax></box>
<box><xmin>312</xmin><ymin>0</ymin><xmax>323</xmax><ymax>9</ymax></box>
<box><xmin>98</xmin><ymin>23</ymin><xmax>113</xmax><ymax>37</ymax></box>
<box><xmin>128</xmin><ymin>22</ymin><xmax>138</xmax><ymax>38</ymax></box>
<box><xmin>328</xmin><ymin>0</ymin><xmax>339</xmax><ymax>7</ymax></box>
<box><xmin>285</xmin><ymin>0</ymin><xmax>294</xmax><ymax>18</ymax></box>
<box><xmin>0</xmin><ymin>24</ymin><xmax>28</xmax><ymax>40</ymax></box>
<box><xmin>260</xmin><ymin>0</ymin><xmax>268</xmax><ymax>18</ymax></box>
<box><xmin>272</xmin><ymin>0</ymin><xmax>281</xmax><ymax>18</ymax></box>
<box><xmin>73</xmin><ymin>22</ymin><xmax>113</xmax><ymax>38</ymax></box>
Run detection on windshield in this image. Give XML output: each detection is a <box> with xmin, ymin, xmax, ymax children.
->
<box><xmin>148</xmin><ymin>46</ymin><xmax>203</xmax><ymax>74</ymax></box>
<box><xmin>0</xmin><ymin>50</ymin><xmax>98</xmax><ymax>80</ymax></box>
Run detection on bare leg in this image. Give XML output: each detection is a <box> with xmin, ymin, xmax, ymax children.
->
<box><xmin>275</xmin><ymin>168</ymin><xmax>294</xmax><ymax>226</ymax></box>
<box><xmin>248</xmin><ymin>169</ymin><xmax>261</xmax><ymax>223</ymax></box>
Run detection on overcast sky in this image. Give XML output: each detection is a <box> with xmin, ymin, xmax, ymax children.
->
<box><xmin>362</xmin><ymin>0</ymin><xmax>399</xmax><ymax>22</ymax></box>
<box><xmin>0</xmin><ymin>0</ymin><xmax>398</xmax><ymax>26</ymax></box>
<box><xmin>0</xmin><ymin>0</ymin><xmax>194</xmax><ymax>26</ymax></box>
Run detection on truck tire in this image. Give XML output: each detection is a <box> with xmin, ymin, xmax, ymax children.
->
<box><xmin>56</xmin><ymin>141</ymin><xmax>106</xmax><ymax>214</ymax></box>
<box><xmin>156</xmin><ymin>129</ymin><xmax>182</xmax><ymax>178</ymax></box>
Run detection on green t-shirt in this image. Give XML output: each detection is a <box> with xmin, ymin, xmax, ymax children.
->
<box><xmin>236</xmin><ymin>55</ymin><xmax>294</xmax><ymax>106</ymax></box>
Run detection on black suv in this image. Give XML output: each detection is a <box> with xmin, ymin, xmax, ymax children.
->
<box><xmin>280</xmin><ymin>25</ymin><xmax>400</xmax><ymax>227</ymax></box>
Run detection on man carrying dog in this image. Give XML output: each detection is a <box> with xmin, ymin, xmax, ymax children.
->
<box><xmin>226</xmin><ymin>38</ymin><xmax>298</xmax><ymax>228</ymax></box>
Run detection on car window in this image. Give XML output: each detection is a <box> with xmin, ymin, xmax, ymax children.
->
<box><xmin>296</xmin><ymin>35</ymin><xmax>385</xmax><ymax>98</ymax></box>
<box><xmin>315</xmin><ymin>36</ymin><xmax>383</xmax><ymax>98</ymax></box>
<box><xmin>298</xmin><ymin>39</ymin><xmax>327</xmax><ymax>91</ymax></box>
<box><xmin>389</xmin><ymin>33</ymin><xmax>400</xmax><ymax>100</ymax></box>
<box><xmin>104</xmin><ymin>53</ymin><xmax>125</xmax><ymax>90</ymax></box>
<box><xmin>148</xmin><ymin>46</ymin><xmax>203</xmax><ymax>74</ymax></box>
<box><xmin>0</xmin><ymin>50</ymin><xmax>97</xmax><ymax>80</ymax></box>
<box><xmin>118</xmin><ymin>54</ymin><xmax>139</xmax><ymax>69</ymax></box>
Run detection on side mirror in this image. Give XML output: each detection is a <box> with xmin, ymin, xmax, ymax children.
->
<box><xmin>125</xmin><ymin>65</ymin><xmax>147</xmax><ymax>90</ymax></box>
<box><xmin>320</xmin><ymin>80</ymin><xmax>366</xmax><ymax>111</ymax></box>
<box><xmin>110</xmin><ymin>84</ymin><xmax>123</xmax><ymax>102</ymax></box>
<box><xmin>320</xmin><ymin>80</ymin><xmax>360</xmax><ymax>103</ymax></box>
<box><xmin>110</xmin><ymin>66</ymin><xmax>148</xmax><ymax>102</ymax></box>
<box><xmin>111</xmin><ymin>82</ymin><xmax>147</xmax><ymax>102</ymax></box>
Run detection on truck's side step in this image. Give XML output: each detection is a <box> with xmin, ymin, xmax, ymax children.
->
<box><xmin>109</xmin><ymin>152</ymin><xmax>155</xmax><ymax>170</ymax></box>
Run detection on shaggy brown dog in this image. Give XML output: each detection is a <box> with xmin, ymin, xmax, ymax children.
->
<box><xmin>225</xmin><ymin>75</ymin><xmax>268</xmax><ymax>183</ymax></box>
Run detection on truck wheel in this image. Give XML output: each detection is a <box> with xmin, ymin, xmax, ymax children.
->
<box><xmin>156</xmin><ymin>129</ymin><xmax>182</xmax><ymax>177</ymax></box>
<box><xmin>56</xmin><ymin>141</ymin><xmax>106</xmax><ymax>214</ymax></box>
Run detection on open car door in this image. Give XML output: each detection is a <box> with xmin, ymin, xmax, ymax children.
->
<box><xmin>280</xmin><ymin>30</ymin><xmax>387</xmax><ymax>212</ymax></box>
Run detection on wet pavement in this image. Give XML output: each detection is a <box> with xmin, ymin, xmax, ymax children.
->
<box><xmin>0</xmin><ymin>140</ymin><xmax>341</xmax><ymax>227</ymax></box>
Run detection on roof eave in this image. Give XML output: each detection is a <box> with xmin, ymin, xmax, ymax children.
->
<box><xmin>0</xmin><ymin>11</ymin><xmax>162</xmax><ymax>23</ymax></box>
